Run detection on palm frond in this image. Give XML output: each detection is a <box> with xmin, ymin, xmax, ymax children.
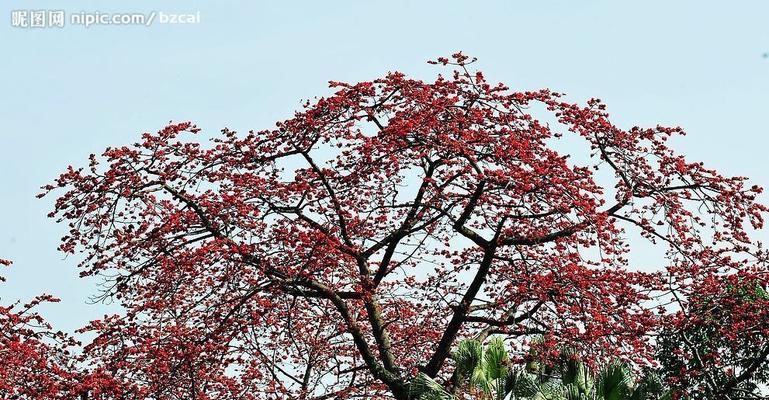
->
<box><xmin>408</xmin><ymin>372</ymin><xmax>454</xmax><ymax>400</ymax></box>
<box><xmin>595</xmin><ymin>362</ymin><xmax>633</xmax><ymax>400</ymax></box>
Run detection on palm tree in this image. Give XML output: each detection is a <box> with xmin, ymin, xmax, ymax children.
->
<box><xmin>450</xmin><ymin>337</ymin><xmax>542</xmax><ymax>400</ymax></box>
<box><xmin>561</xmin><ymin>362</ymin><xmax>671</xmax><ymax>400</ymax></box>
<box><xmin>407</xmin><ymin>372</ymin><xmax>454</xmax><ymax>400</ymax></box>
<box><xmin>429</xmin><ymin>338</ymin><xmax>671</xmax><ymax>400</ymax></box>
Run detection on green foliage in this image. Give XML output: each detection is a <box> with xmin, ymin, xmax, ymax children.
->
<box><xmin>448</xmin><ymin>338</ymin><xmax>671</xmax><ymax>400</ymax></box>
<box><xmin>409</xmin><ymin>372</ymin><xmax>453</xmax><ymax>400</ymax></box>
<box><xmin>629</xmin><ymin>370</ymin><xmax>669</xmax><ymax>400</ymax></box>
<box><xmin>595</xmin><ymin>362</ymin><xmax>633</xmax><ymax>400</ymax></box>
<box><xmin>452</xmin><ymin>337</ymin><xmax>518</xmax><ymax>399</ymax></box>
<box><xmin>656</xmin><ymin>278</ymin><xmax>769</xmax><ymax>399</ymax></box>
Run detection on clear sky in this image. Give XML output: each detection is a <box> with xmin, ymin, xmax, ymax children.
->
<box><xmin>1</xmin><ymin>0</ymin><xmax>768</xmax><ymax>333</ymax></box>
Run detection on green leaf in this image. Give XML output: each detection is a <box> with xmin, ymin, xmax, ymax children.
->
<box><xmin>484</xmin><ymin>337</ymin><xmax>509</xmax><ymax>381</ymax></box>
<box><xmin>408</xmin><ymin>373</ymin><xmax>454</xmax><ymax>400</ymax></box>
<box><xmin>596</xmin><ymin>362</ymin><xmax>633</xmax><ymax>400</ymax></box>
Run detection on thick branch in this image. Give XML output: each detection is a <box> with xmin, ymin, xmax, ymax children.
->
<box><xmin>423</xmin><ymin>245</ymin><xmax>497</xmax><ymax>377</ymax></box>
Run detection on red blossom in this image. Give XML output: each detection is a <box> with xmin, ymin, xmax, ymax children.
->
<box><xmin>17</xmin><ymin>53</ymin><xmax>769</xmax><ymax>398</ymax></box>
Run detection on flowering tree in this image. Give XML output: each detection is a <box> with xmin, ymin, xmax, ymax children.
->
<box><xmin>0</xmin><ymin>259</ymin><xmax>80</xmax><ymax>399</ymax></box>
<box><xmin>658</xmin><ymin>275</ymin><xmax>769</xmax><ymax>398</ymax></box>
<box><xmin>32</xmin><ymin>54</ymin><xmax>768</xmax><ymax>399</ymax></box>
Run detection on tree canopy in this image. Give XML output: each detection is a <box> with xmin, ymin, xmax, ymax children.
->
<box><xmin>1</xmin><ymin>53</ymin><xmax>767</xmax><ymax>399</ymax></box>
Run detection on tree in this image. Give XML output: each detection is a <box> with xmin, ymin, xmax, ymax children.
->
<box><xmin>0</xmin><ymin>259</ymin><xmax>80</xmax><ymax>399</ymax></box>
<box><xmin>448</xmin><ymin>338</ymin><xmax>670</xmax><ymax>400</ymax></box>
<box><xmin>36</xmin><ymin>53</ymin><xmax>768</xmax><ymax>399</ymax></box>
<box><xmin>657</xmin><ymin>275</ymin><xmax>769</xmax><ymax>398</ymax></box>
<box><xmin>450</xmin><ymin>338</ymin><xmax>537</xmax><ymax>400</ymax></box>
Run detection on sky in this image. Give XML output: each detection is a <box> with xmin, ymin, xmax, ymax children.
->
<box><xmin>1</xmin><ymin>0</ymin><xmax>768</xmax><ymax>334</ymax></box>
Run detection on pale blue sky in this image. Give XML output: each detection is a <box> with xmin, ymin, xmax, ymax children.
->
<box><xmin>1</xmin><ymin>1</ymin><xmax>768</xmax><ymax>333</ymax></box>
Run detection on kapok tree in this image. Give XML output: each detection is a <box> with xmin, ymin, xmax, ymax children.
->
<box><xmin>41</xmin><ymin>54</ymin><xmax>767</xmax><ymax>399</ymax></box>
<box><xmin>658</xmin><ymin>274</ymin><xmax>769</xmax><ymax>398</ymax></box>
<box><xmin>0</xmin><ymin>259</ymin><xmax>81</xmax><ymax>399</ymax></box>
